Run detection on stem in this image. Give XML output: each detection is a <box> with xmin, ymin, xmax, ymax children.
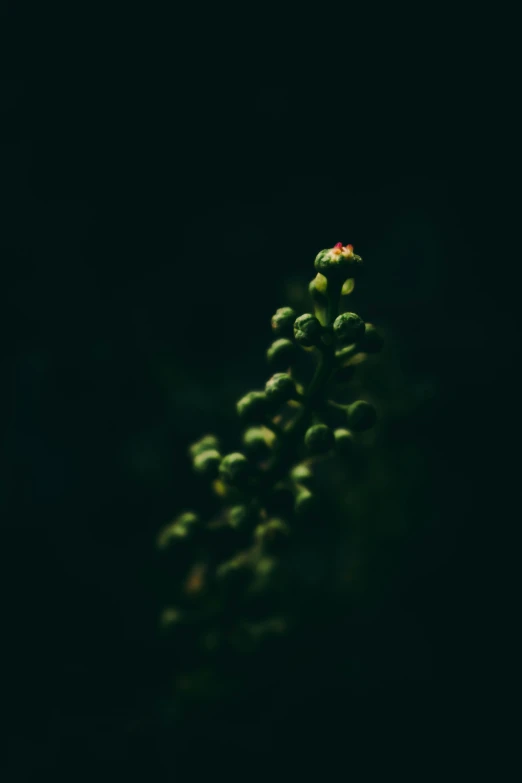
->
<box><xmin>257</xmin><ymin>279</ymin><xmax>341</xmax><ymax>492</ymax></box>
<box><xmin>326</xmin><ymin>278</ymin><xmax>342</xmax><ymax>326</ymax></box>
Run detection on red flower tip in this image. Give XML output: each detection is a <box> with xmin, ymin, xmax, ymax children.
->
<box><xmin>334</xmin><ymin>242</ymin><xmax>343</xmax><ymax>249</ymax></box>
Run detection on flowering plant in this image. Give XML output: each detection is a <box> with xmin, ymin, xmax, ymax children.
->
<box><xmin>156</xmin><ymin>242</ymin><xmax>384</xmax><ymax>714</ymax></box>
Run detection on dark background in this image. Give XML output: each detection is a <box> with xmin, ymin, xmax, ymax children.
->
<box><xmin>1</xmin><ymin>4</ymin><xmax>515</xmax><ymax>780</ymax></box>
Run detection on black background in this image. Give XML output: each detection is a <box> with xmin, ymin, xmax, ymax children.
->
<box><xmin>1</xmin><ymin>4</ymin><xmax>516</xmax><ymax>780</ymax></box>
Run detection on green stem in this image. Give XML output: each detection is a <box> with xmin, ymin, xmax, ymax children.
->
<box><xmin>257</xmin><ymin>280</ymin><xmax>341</xmax><ymax>493</ymax></box>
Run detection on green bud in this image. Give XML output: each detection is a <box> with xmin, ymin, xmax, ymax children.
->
<box><xmin>247</xmin><ymin>556</ymin><xmax>281</xmax><ymax>605</ymax></box>
<box><xmin>361</xmin><ymin>323</ymin><xmax>384</xmax><ymax>353</ymax></box>
<box><xmin>193</xmin><ymin>448</ymin><xmax>221</xmax><ymax>477</ymax></box>
<box><xmin>290</xmin><ymin>463</ymin><xmax>314</xmax><ymax>489</ymax></box>
<box><xmin>216</xmin><ymin>553</ymin><xmax>253</xmax><ymax>591</ymax></box>
<box><xmin>156</xmin><ymin>511</ymin><xmax>200</xmax><ymax>550</ymax></box>
<box><xmin>294</xmin><ymin>488</ymin><xmax>318</xmax><ymax>518</ymax></box>
<box><xmin>304</xmin><ymin>424</ymin><xmax>335</xmax><ymax>454</ymax></box>
<box><xmin>334</xmin><ymin>428</ymin><xmax>355</xmax><ymax>455</ymax></box>
<box><xmin>188</xmin><ymin>434</ymin><xmax>220</xmax><ymax>460</ymax></box>
<box><xmin>265</xmin><ymin>372</ymin><xmax>296</xmax><ymax>405</ymax></box>
<box><xmin>333</xmin><ymin>312</ymin><xmax>365</xmax><ymax>345</ymax></box>
<box><xmin>159</xmin><ymin>606</ymin><xmax>184</xmax><ymax>631</ymax></box>
<box><xmin>294</xmin><ymin>313</ymin><xmax>322</xmax><ymax>347</ymax></box>
<box><xmin>266</xmin><ymin>338</ymin><xmax>297</xmax><ymax>371</ymax></box>
<box><xmin>314</xmin><ymin>243</ymin><xmax>363</xmax><ymax>281</ymax></box>
<box><xmin>254</xmin><ymin>518</ymin><xmax>290</xmax><ymax>554</ymax></box>
<box><xmin>271</xmin><ymin>307</ymin><xmax>297</xmax><ymax>337</ymax></box>
<box><xmin>219</xmin><ymin>452</ymin><xmax>250</xmax><ymax>486</ymax></box>
<box><xmin>346</xmin><ymin>400</ymin><xmax>377</xmax><ymax>431</ymax></box>
<box><xmin>227</xmin><ymin>504</ymin><xmax>252</xmax><ymax>530</ymax></box>
<box><xmin>241</xmin><ymin>426</ymin><xmax>274</xmax><ymax>458</ymax></box>
<box><xmin>176</xmin><ymin>511</ymin><xmax>200</xmax><ymax>527</ymax></box>
<box><xmin>236</xmin><ymin>391</ymin><xmax>270</xmax><ymax>423</ymax></box>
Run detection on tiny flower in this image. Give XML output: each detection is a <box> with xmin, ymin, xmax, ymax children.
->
<box><xmin>314</xmin><ymin>242</ymin><xmax>363</xmax><ymax>280</ymax></box>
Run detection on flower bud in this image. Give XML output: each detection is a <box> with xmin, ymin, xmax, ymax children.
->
<box><xmin>265</xmin><ymin>372</ymin><xmax>296</xmax><ymax>405</ymax></box>
<box><xmin>236</xmin><ymin>391</ymin><xmax>270</xmax><ymax>423</ymax></box>
<box><xmin>271</xmin><ymin>306</ymin><xmax>297</xmax><ymax>338</ymax></box>
<box><xmin>294</xmin><ymin>313</ymin><xmax>322</xmax><ymax>347</ymax></box>
<box><xmin>254</xmin><ymin>518</ymin><xmax>290</xmax><ymax>554</ymax></box>
<box><xmin>290</xmin><ymin>463</ymin><xmax>314</xmax><ymax>489</ymax></box>
<box><xmin>193</xmin><ymin>448</ymin><xmax>221</xmax><ymax>477</ymax></box>
<box><xmin>156</xmin><ymin>511</ymin><xmax>200</xmax><ymax>550</ymax></box>
<box><xmin>241</xmin><ymin>426</ymin><xmax>274</xmax><ymax>459</ymax></box>
<box><xmin>346</xmin><ymin>400</ymin><xmax>377</xmax><ymax>431</ymax></box>
<box><xmin>333</xmin><ymin>312</ymin><xmax>365</xmax><ymax>345</ymax></box>
<box><xmin>227</xmin><ymin>504</ymin><xmax>253</xmax><ymax>530</ymax></box>
<box><xmin>304</xmin><ymin>424</ymin><xmax>335</xmax><ymax>454</ymax></box>
<box><xmin>314</xmin><ymin>243</ymin><xmax>363</xmax><ymax>281</ymax></box>
<box><xmin>334</xmin><ymin>428</ymin><xmax>355</xmax><ymax>455</ymax></box>
<box><xmin>216</xmin><ymin>553</ymin><xmax>253</xmax><ymax>592</ymax></box>
<box><xmin>219</xmin><ymin>452</ymin><xmax>250</xmax><ymax>486</ymax></box>
<box><xmin>159</xmin><ymin>606</ymin><xmax>185</xmax><ymax>631</ymax></box>
<box><xmin>294</xmin><ymin>488</ymin><xmax>318</xmax><ymax>518</ymax></box>
<box><xmin>247</xmin><ymin>557</ymin><xmax>282</xmax><ymax>608</ymax></box>
<box><xmin>266</xmin><ymin>338</ymin><xmax>297</xmax><ymax>371</ymax></box>
<box><xmin>188</xmin><ymin>434</ymin><xmax>220</xmax><ymax>460</ymax></box>
<box><xmin>361</xmin><ymin>323</ymin><xmax>384</xmax><ymax>353</ymax></box>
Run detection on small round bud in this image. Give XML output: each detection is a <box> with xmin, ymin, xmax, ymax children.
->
<box><xmin>346</xmin><ymin>400</ymin><xmax>377</xmax><ymax>432</ymax></box>
<box><xmin>216</xmin><ymin>553</ymin><xmax>253</xmax><ymax>592</ymax></box>
<box><xmin>241</xmin><ymin>426</ymin><xmax>274</xmax><ymax>458</ymax></box>
<box><xmin>254</xmin><ymin>518</ymin><xmax>290</xmax><ymax>554</ymax></box>
<box><xmin>236</xmin><ymin>391</ymin><xmax>269</xmax><ymax>423</ymax></box>
<box><xmin>290</xmin><ymin>463</ymin><xmax>314</xmax><ymax>489</ymax></box>
<box><xmin>156</xmin><ymin>511</ymin><xmax>199</xmax><ymax>550</ymax></box>
<box><xmin>265</xmin><ymin>372</ymin><xmax>296</xmax><ymax>405</ymax></box>
<box><xmin>266</xmin><ymin>338</ymin><xmax>297</xmax><ymax>371</ymax></box>
<box><xmin>333</xmin><ymin>312</ymin><xmax>365</xmax><ymax>345</ymax></box>
<box><xmin>188</xmin><ymin>434</ymin><xmax>220</xmax><ymax>460</ymax></box>
<box><xmin>193</xmin><ymin>448</ymin><xmax>221</xmax><ymax>477</ymax></box>
<box><xmin>177</xmin><ymin>511</ymin><xmax>200</xmax><ymax>527</ymax></box>
<box><xmin>219</xmin><ymin>452</ymin><xmax>250</xmax><ymax>486</ymax></box>
<box><xmin>159</xmin><ymin>606</ymin><xmax>185</xmax><ymax>631</ymax></box>
<box><xmin>304</xmin><ymin>424</ymin><xmax>335</xmax><ymax>454</ymax></box>
<box><xmin>271</xmin><ymin>307</ymin><xmax>297</xmax><ymax>337</ymax></box>
<box><xmin>334</xmin><ymin>428</ymin><xmax>355</xmax><ymax>455</ymax></box>
<box><xmin>247</xmin><ymin>556</ymin><xmax>282</xmax><ymax>606</ymax></box>
<box><xmin>294</xmin><ymin>488</ymin><xmax>318</xmax><ymax>518</ymax></box>
<box><xmin>361</xmin><ymin>323</ymin><xmax>384</xmax><ymax>353</ymax></box>
<box><xmin>227</xmin><ymin>504</ymin><xmax>252</xmax><ymax>530</ymax></box>
<box><xmin>314</xmin><ymin>243</ymin><xmax>363</xmax><ymax>281</ymax></box>
<box><xmin>294</xmin><ymin>313</ymin><xmax>322</xmax><ymax>347</ymax></box>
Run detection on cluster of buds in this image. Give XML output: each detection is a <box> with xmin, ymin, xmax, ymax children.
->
<box><xmin>156</xmin><ymin>243</ymin><xmax>384</xmax><ymax>708</ymax></box>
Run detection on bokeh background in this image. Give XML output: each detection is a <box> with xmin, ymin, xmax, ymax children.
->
<box><xmin>1</xmin><ymin>7</ymin><xmax>512</xmax><ymax>780</ymax></box>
